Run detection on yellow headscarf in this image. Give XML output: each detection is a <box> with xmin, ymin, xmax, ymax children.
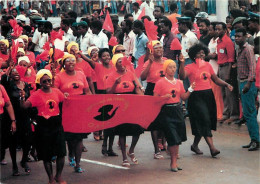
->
<box><xmin>67</xmin><ymin>41</ymin><xmax>79</xmax><ymax>53</ymax></box>
<box><xmin>61</xmin><ymin>53</ymin><xmax>76</xmax><ymax>64</ymax></box>
<box><xmin>163</xmin><ymin>59</ymin><xmax>176</xmax><ymax>73</ymax></box>
<box><xmin>17</xmin><ymin>48</ymin><xmax>25</xmax><ymax>55</ymax></box>
<box><xmin>112</xmin><ymin>44</ymin><xmax>124</xmax><ymax>55</ymax></box>
<box><xmin>19</xmin><ymin>35</ymin><xmax>29</xmax><ymax>42</ymax></box>
<box><xmin>87</xmin><ymin>46</ymin><xmax>99</xmax><ymax>56</ymax></box>
<box><xmin>148</xmin><ymin>40</ymin><xmax>161</xmax><ymax>53</ymax></box>
<box><xmin>0</xmin><ymin>39</ymin><xmax>9</xmax><ymax>48</ymax></box>
<box><xmin>35</xmin><ymin>69</ymin><xmax>53</xmax><ymax>84</ymax></box>
<box><xmin>112</xmin><ymin>54</ymin><xmax>124</xmax><ymax>66</ymax></box>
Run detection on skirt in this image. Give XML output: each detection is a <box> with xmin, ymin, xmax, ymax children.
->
<box><xmin>158</xmin><ymin>104</ymin><xmax>187</xmax><ymax>146</ymax></box>
<box><xmin>114</xmin><ymin>123</ymin><xmax>144</xmax><ymax>136</ymax></box>
<box><xmin>188</xmin><ymin>89</ymin><xmax>217</xmax><ymax>137</ymax></box>
<box><xmin>35</xmin><ymin>115</ymin><xmax>66</xmax><ymax>161</ymax></box>
<box><xmin>144</xmin><ymin>82</ymin><xmax>155</xmax><ymax>96</ymax></box>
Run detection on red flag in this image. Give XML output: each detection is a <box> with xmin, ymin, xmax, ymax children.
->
<box><xmin>144</xmin><ymin>19</ymin><xmax>158</xmax><ymax>41</ymax></box>
<box><xmin>15</xmin><ymin>65</ymin><xmax>27</xmax><ymax>79</ymax></box>
<box><xmin>122</xmin><ymin>56</ymin><xmax>135</xmax><ymax>73</ymax></box>
<box><xmin>108</xmin><ymin>36</ymin><xmax>118</xmax><ymax>46</ymax></box>
<box><xmin>11</xmin><ymin>40</ymin><xmax>19</xmax><ymax>63</ymax></box>
<box><xmin>136</xmin><ymin>0</ymin><xmax>142</xmax><ymax>6</ymax></box>
<box><xmin>62</xmin><ymin>95</ymin><xmax>165</xmax><ymax>133</ymax></box>
<box><xmin>35</xmin><ymin>50</ymin><xmax>49</xmax><ymax>63</ymax></box>
<box><xmin>102</xmin><ymin>11</ymin><xmax>114</xmax><ymax>33</ymax></box>
<box><xmin>171</xmin><ymin>23</ymin><xmax>179</xmax><ymax>34</ymax></box>
<box><xmin>100</xmin><ymin>10</ymin><xmax>104</xmax><ymax>16</ymax></box>
<box><xmin>170</xmin><ymin>38</ymin><xmax>182</xmax><ymax>50</ymax></box>
<box><xmin>135</xmin><ymin>54</ymin><xmax>145</xmax><ymax>78</ymax></box>
<box><xmin>9</xmin><ymin>19</ymin><xmax>23</xmax><ymax>37</ymax></box>
<box><xmin>50</xmin><ymin>29</ymin><xmax>64</xmax><ymax>45</ymax></box>
<box><xmin>120</xmin><ymin>5</ymin><xmax>125</xmax><ymax>11</ymax></box>
<box><xmin>53</xmin><ymin>48</ymin><xmax>64</xmax><ymax>60</ymax></box>
<box><xmin>43</xmin><ymin>42</ymin><xmax>51</xmax><ymax>51</ymax></box>
<box><xmin>138</xmin><ymin>8</ymin><xmax>145</xmax><ymax>20</ymax></box>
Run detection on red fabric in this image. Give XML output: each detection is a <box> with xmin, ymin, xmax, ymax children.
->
<box><xmin>106</xmin><ymin>70</ymin><xmax>136</xmax><ymax>93</ymax></box>
<box><xmin>43</xmin><ymin>42</ymin><xmax>50</xmax><ymax>51</ymax></box>
<box><xmin>136</xmin><ymin>0</ymin><xmax>143</xmax><ymax>6</ymax></box>
<box><xmin>94</xmin><ymin>63</ymin><xmax>115</xmax><ymax>90</ymax></box>
<box><xmin>144</xmin><ymin>19</ymin><xmax>158</xmax><ymax>41</ymax></box>
<box><xmin>108</xmin><ymin>36</ymin><xmax>118</xmax><ymax>46</ymax></box>
<box><xmin>102</xmin><ymin>11</ymin><xmax>114</xmax><ymax>33</ymax></box>
<box><xmin>75</xmin><ymin>61</ymin><xmax>92</xmax><ymax>78</ymax></box>
<box><xmin>9</xmin><ymin>19</ymin><xmax>23</xmax><ymax>37</ymax></box>
<box><xmin>0</xmin><ymin>85</ymin><xmax>10</xmax><ymax>114</ymax></box>
<box><xmin>171</xmin><ymin>23</ymin><xmax>179</xmax><ymax>34</ymax></box>
<box><xmin>36</xmin><ymin>50</ymin><xmax>49</xmax><ymax>63</ymax></box>
<box><xmin>135</xmin><ymin>54</ymin><xmax>145</xmax><ymax>78</ymax></box>
<box><xmin>154</xmin><ymin>78</ymin><xmax>185</xmax><ymax>104</ymax></box>
<box><xmin>217</xmin><ymin>34</ymin><xmax>235</xmax><ymax>64</ymax></box>
<box><xmin>120</xmin><ymin>5</ymin><xmax>125</xmax><ymax>11</ymax></box>
<box><xmin>142</xmin><ymin>59</ymin><xmax>166</xmax><ymax>83</ymax></box>
<box><xmin>45</xmin><ymin>64</ymin><xmax>61</xmax><ymax>74</ymax></box>
<box><xmin>62</xmin><ymin>94</ymin><xmax>165</xmax><ymax>133</ymax></box>
<box><xmin>22</xmin><ymin>72</ymin><xmax>36</xmax><ymax>93</ymax></box>
<box><xmin>54</xmin><ymin>71</ymin><xmax>89</xmax><ymax>95</ymax></box>
<box><xmin>28</xmin><ymin>88</ymin><xmax>64</xmax><ymax>119</ymax></box>
<box><xmin>0</xmin><ymin>53</ymin><xmax>9</xmax><ymax>62</ymax></box>
<box><xmin>11</xmin><ymin>40</ymin><xmax>19</xmax><ymax>63</ymax></box>
<box><xmin>138</xmin><ymin>8</ymin><xmax>145</xmax><ymax>20</ymax></box>
<box><xmin>170</xmin><ymin>38</ymin><xmax>182</xmax><ymax>50</ymax></box>
<box><xmin>15</xmin><ymin>65</ymin><xmax>27</xmax><ymax>79</ymax></box>
<box><xmin>122</xmin><ymin>56</ymin><xmax>135</xmax><ymax>73</ymax></box>
<box><xmin>52</xmin><ymin>48</ymin><xmax>64</xmax><ymax>61</ymax></box>
<box><xmin>50</xmin><ymin>30</ymin><xmax>64</xmax><ymax>45</ymax></box>
<box><xmin>26</xmin><ymin>51</ymin><xmax>36</xmax><ymax>67</ymax></box>
<box><xmin>256</xmin><ymin>57</ymin><xmax>260</xmax><ymax>88</ymax></box>
<box><xmin>185</xmin><ymin>59</ymin><xmax>215</xmax><ymax>91</ymax></box>
<box><xmin>100</xmin><ymin>10</ymin><xmax>104</xmax><ymax>16</ymax></box>
<box><xmin>193</xmin><ymin>23</ymin><xmax>201</xmax><ymax>39</ymax></box>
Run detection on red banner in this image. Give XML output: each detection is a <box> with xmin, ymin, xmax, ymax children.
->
<box><xmin>62</xmin><ymin>94</ymin><xmax>165</xmax><ymax>133</ymax></box>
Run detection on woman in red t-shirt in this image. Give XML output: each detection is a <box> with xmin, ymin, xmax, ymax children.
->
<box><xmin>19</xmin><ymin>35</ymin><xmax>36</xmax><ymax>70</ymax></box>
<box><xmin>179</xmin><ymin>43</ymin><xmax>233</xmax><ymax>157</ymax></box>
<box><xmin>20</xmin><ymin>69</ymin><xmax>66</xmax><ymax>184</ymax></box>
<box><xmin>154</xmin><ymin>60</ymin><xmax>195</xmax><ymax>172</ymax></box>
<box><xmin>54</xmin><ymin>54</ymin><xmax>91</xmax><ymax>173</ymax></box>
<box><xmin>106</xmin><ymin>54</ymin><xmax>144</xmax><ymax>167</ymax></box>
<box><xmin>140</xmin><ymin>40</ymin><xmax>167</xmax><ymax>159</ymax></box>
<box><xmin>0</xmin><ymin>39</ymin><xmax>9</xmax><ymax>69</ymax></box>
<box><xmin>67</xmin><ymin>42</ymin><xmax>95</xmax><ymax>94</ymax></box>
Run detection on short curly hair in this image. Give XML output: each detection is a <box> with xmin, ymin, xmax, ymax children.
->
<box><xmin>188</xmin><ymin>43</ymin><xmax>209</xmax><ymax>61</ymax></box>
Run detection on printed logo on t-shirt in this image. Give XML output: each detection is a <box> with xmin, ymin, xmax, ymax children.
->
<box><xmin>45</xmin><ymin>99</ymin><xmax>57</xmax><ymax>112</ymax></box>
<box><xmin>67</xmin><ymin>81</ymin><xmax>81</xmax><ymax>90</ymax></box>
<box><xmin>122</xmin><ymin>82</ymin><xmax>130</xmax><ymax>88</ymax></box>
<box><xmin>155</xmin><ymin>70</ymin><xmax>165</xmax><ymax>78</ymax></box>
<box><xmin>200</xmin><ymin>72</ymin><xmax>210</xmax><ymax>82</ymax></box>
<box><xmin>170</xmin><ymin>88</ymin><xmax>178</xmax><ymax>98</ymax></box>
<box><xmin>28</xmin><ymin>83</ymin><xmax>34</xmax><ymax>91</ymax></box>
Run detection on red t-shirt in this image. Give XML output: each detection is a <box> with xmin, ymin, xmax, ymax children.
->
<box><xmin>94</xmin><ymin>62</ymin><xmax>115</xmax><ymax>90</ymax></box>
<box><xmin>185</xmin><ymin>60</ymin><xmax>214</xmax><ymax>91</ymax></box>
<box><xmin>106</xmin><ymin>70</ymin><xmax>136</xmax><ymax>93</ymax></box>
<box><xmin>154</xmin><ymin>78</ymin><xmax>185</xmax><ymax>104</ymax></box>
<box><xmin>26</xmin><ymin>51</ymin><xmax>36</xmax><ymax>68</ymax></box>
<box><xmin>256</xmin><ymin>57</ymin><xmax>260</xmax><ymax>88</ymax></box>
<box><xmin>0</xmin><ymin>85</ymin><xmax>10</xmax><ymax>114</ymax></box>
<box><xmin>54</xmin><ymin>71</ymin><xmax>89</xmax><ymax>95</ymax></box>
<box><xmin>142</xmin><ymin>59</ymin><xmax>166</xmax><ymax>83</ymax></box>
<box><xmin>0</xmin><ymin>53</ymin><xmax>9</xmax><ymax>62</ymax></box>
<box><xmin>217</xmin><ymin>34</ymin><xmax>235</xmax><ymax>65</ymax></box>
<box><xmin>75</xmin><ymin>61</ymin><xmax>92</xmax><ymax>78</ymax></box>
<box><xmin>28</xmin><ymin>88</ymin><xmax>64</xmax><ymax>119</ymax></box>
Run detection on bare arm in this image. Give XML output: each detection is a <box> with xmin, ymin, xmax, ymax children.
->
<box><xmin>5</xmin><ymin>101</ymin><xmax>16</xmax><ymax>133</ymax></box>
<box><xmin>77</xmin><ymin>51</ymin><xmax>96</xmax><ymax>69</ymax></box>
<box><xmin>86</xmin><ymin>77</ymin><xmax>96</xmax><ymax>94</ymax></box>
<box><xmin>106</xmin><ymin>77</ymin><xmax>121</xmax><ymax>94</ymax></box>
<box><xmin>211</xmin><ymin>73</ymin><xmax>233</xmax><ymax>91</ymax></box>
<box><xmin>140</xmin><ymin>55</ymin><xmax>153</xmax><ymax>81</ymax></box>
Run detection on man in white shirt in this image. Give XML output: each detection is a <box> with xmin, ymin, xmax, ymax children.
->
<box><xmin>31</xmin><ymin>20</ymin><xmax>47</xmax><ymax>54</ymax></box>
<box><xmin>60</xmin><ymin>18</ymin><xmax>76</xmax><ymax>42</ymax></box>
<box><xmin>78</xmin><ymin>21</ymin><xmax>93</xmax><ymax>55</ymax></box>
<box><xmin>91</xmin><ymin>20</ymin><xmax>109</xmax><ymax>49</ymax></box>
<box><xmin>132</xmin><ymin>2</ymin><xmax>141</xmax><ymax>20</ymax></box>
<box><xmin>121</xmin><ymin>19</ymin><xmax>135</xmax><ymax>57</ymax></box>
<box><xmin>140</xmin><ymin>0</ymin><xmax>155</xmax><ymax>21</ymax></box>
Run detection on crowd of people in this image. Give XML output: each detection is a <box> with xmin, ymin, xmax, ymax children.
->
<box><xmin>0</xmin><ymin>0</ymin><xmax>259</xmax><ymax>184</ymax></box>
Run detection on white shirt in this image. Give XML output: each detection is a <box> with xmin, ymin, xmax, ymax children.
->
<box><xmin>92</xmin><ymin>30</ymin><xmax>109</xmax><ymax>49</ymax></box>
<box><xmin>208</xmin><ymin>37</ymin><xmax>219</xmax><ymax>74</ymax></box>
<box><xmin>132</xmin><ymin>9</ymin><xmax>141</xmax><ymax>20</ymax></box>
<box><xmin>80</xmin><ymin>31</ymin><xmax>94</xmax><ymax>55</ymax></box>
<box><xmin>123</xmin><ymin>30</ymin><xmax>135</xmax><ymax>56</ymax></box>
<box><xmin>54</xmin><ymin>36</ymin><xmax>67</xmax><ymax>51</ymax></box>
<box><xmin>64</xmin><ymin>28</ymin><xmax>76</xmax><ymax>42</ymax></box>
<box><xmin>32</xmin><ymin>29</ymin><xmax>46</xmax><ymax>52</ymax></box>
<box><xmin>253</xmin><ymin>31</ymin><xmax>260</xmax><ymax>39</ymax></box>
<box><xmin>181</xmin><ymin>30</ymin><xmax>198</xmax><ymax>59</ymax></box>
<box><xmin>140</xmin><ymin>2</ymin><xmax>155</xmax><ymax>21</ymax></box>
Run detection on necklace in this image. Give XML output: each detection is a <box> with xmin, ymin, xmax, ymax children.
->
<box><xmin>165</xmin><ymin>77</ymin><xmax>176</xmax><ymax>85</ymax></box>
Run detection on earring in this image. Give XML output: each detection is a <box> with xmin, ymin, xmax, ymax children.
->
<box><xmin>63</xmin><ymin>65</ymin><xmax>65</xmax><ymax>68</ymax></box>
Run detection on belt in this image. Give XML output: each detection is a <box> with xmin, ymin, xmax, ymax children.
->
<box><xmin>219</xmin><ymin>63</ymin><xmax>229</xmax><ymax>67</ymax></box>
<box><xmin>165</xmin><ymin>103</ymin><xmax>181</xmax><ymax>107</ymax></box>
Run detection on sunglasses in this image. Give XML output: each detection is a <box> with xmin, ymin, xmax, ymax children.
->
<box><xmin>115</xmin><ymin>49</ymin><xmax>126</xmax><ymax>53</ymax></box>
<box><xmin>65</xmin><ymin>58</ymin><xmax>76</xmax><ymax>62</ymax></box>
<box><xmin>42</xmin><ymin>79</ymin><xmax>52</xmax><ymax>84</ymax></box>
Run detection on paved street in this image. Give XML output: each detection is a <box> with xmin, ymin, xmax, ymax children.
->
<box><xmin>1</xmin><ymin>120</ymin><xmax>259</xmax><ymax>184</ymax></box>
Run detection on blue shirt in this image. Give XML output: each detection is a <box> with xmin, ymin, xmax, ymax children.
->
<box><xmin>134</xmin><ymin>33</ymin><xmax>149</xmax><ymax>61</ymax></box>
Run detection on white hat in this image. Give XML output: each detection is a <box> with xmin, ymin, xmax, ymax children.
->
<box><xmin>18</xmin><ymin>56</ymin><xmax>30</xmax><ymax>64</ymax></box>
<box><xmin>17</xmin><ymin>38</ymin><xmax>24</xmax><ymax>44</ymax></box>
<box><xmin>30</xmin><ymin>10</ymin><xmax>38</xmax><ymax>14</ymax></box>
<box><xmin>53</xmin><ymin>23</ymin><xmax>60</xmax><ymax>29</ymax></box>
<box><xmin>16</xmin><ymin>14</ymin><xmax>27</xmax><ymax>22</ymax></box>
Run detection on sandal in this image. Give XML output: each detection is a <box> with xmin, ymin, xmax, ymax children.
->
<box><xmin>69</xmin><ymin>157</ymin><xmax>76</xmax><ymax>167</ymax></box>
<box><xmin>154</xmin><ymin>152</ymin><xmax>164</xmax><ymax>159</ymax></box>
<box><xmin>127</xmin><ymin>152</ymin><xmax>138</xmax><ymax>164</ymax></box>
<box><xmin>122</xmin><ymin>160</ymin><xmax>130</xmax><ymax>167</ymax></box>
<box><xmin>74</xmin><ymin>167</ymin><xmax>85</xmax><ymax>173</ymax></box>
